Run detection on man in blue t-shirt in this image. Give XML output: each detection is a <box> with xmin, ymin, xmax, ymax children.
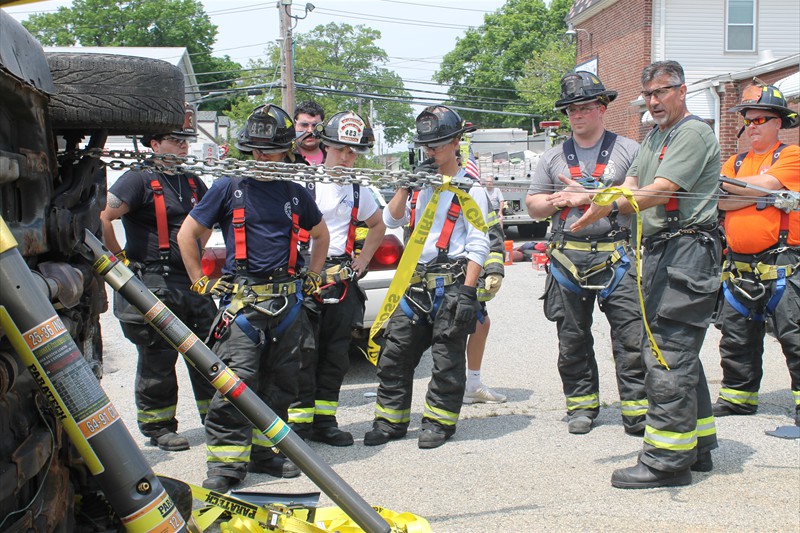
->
<box><xmin>178</xmin><ymin>104</ymin><xmax>329</xmax><ymax>493</ymax></box>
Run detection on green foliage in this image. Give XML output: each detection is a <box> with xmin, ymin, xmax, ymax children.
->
<box><xmin>231</xmin><ymin>22</ymin><xmax>415</xmax><ymax>147</ymax></box>
<box><xmin>435</xmin><ymin>0</ymin><xmax>573</xmax><ymax>130</ymax></box>
<box><xmin>516</xmin><ymin>38</ymin><xmax>577</xmax><ymax>126</ymax></box>
<box><xmin>22</xmin><ymin>0</ymin><xmax>241</xmax><ymax>111</ymax></box>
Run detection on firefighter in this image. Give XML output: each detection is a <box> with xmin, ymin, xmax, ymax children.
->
<box><xmin>100</xmin><ymin>105</ymin><xmax>217</xmax><ymax>452</ymax></box>
<box><xmin>713</xmin><ymin>83</ymin><xmax>800</xmax><ymax>425</ymax></box>
<box><xmin>289</xmin><ymin>111</ymin><xmax>386</xmax><ymax>446</ymax></box>
<box><xmin>177</xmin><ymin>104</ymin><xmax>329</xmax><ymax>493</ymax></box>
<box><xmin>570</xmin><ymin>60</ymin><xmax>720</xmax><ymax>488</ymax></box>
<box><xmin>526</xmin><ymin>72</ymin><xmax>647</xmax><ymax>435</ymax></box>
<box><xmin>364</xmin><ymin>105</ymin><xmax>490</xmax><ymax>449</ymax></box>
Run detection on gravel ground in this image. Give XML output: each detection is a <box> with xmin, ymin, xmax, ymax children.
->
<box><xmin>99</xmin><ymin>234</ymin><xmax>800</xmax><ymax>532</ymax></box>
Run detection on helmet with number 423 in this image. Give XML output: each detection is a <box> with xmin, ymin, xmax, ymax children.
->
<box><xmin>236</xmin><ymin>104</ymin><xmax>296</xmax><ymax>153</ymax></box>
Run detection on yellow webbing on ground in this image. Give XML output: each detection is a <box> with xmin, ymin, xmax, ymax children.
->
<box><xmin>591</xmin><ymin>186</ymin><xmax>669</xmax><ymax>370</ymax></box>
<box><xmin>365</xmin><ymin>176</ymin><xmax>488</xmax><ymax>365</ymax></box>
<box><xmin>187</xmin><ymin>482</ymin><xmax>431</xmax><ymax>533</ymax></box>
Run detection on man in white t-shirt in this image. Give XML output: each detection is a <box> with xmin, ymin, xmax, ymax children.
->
<box><xmin>289</xmin><ymin>111</ymin><xmax>386</xmax><ymax>446</ymax></box>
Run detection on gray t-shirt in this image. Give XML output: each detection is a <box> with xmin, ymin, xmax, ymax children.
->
<box><xmin>528</xmin><ymin>131</ymin><xmax>640</xmax><ymax>238</ymax></box>
<box><xmin>630</xmin><ymin>119</ymin><xmax>720</xmax><ymax>237</ymax></box>
<box><xmin>485</xmin><ymin>187</ymin><xmax>504</xmax><ymax>212</ymax></box>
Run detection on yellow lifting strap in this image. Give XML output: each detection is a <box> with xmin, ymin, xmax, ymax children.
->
<box><xmin>591</xmin><ymin>186</ymin><xmax>670</xmax><ymax>370</ymax></box>
<box><xmin>366</xmin><ymin>176</ymin><xmax>488</xmax><ymax>365</ymax></box>
<box><xmin>187</xmin><ymin>481</ymin><xmax>432</xmax><ymax>532</ymax></box>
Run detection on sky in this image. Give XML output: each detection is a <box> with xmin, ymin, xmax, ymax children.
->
<box><xmin>4</xmin><ymin>0</ymin><xmax>508</xmax><ymax>102</ymax></box>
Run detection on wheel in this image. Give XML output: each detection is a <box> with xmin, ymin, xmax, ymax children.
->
<box><xmin>46</xmin><ymin>52</ymin><xmax>185</xmax><ymax>134</ymax></box>
<box><xmin>517</xmin><ymin>224</ymin><xmax>536</xmax><ymax>239</ymax></box>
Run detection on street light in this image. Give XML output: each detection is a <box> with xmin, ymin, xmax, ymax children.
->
<box><xmin>565</xmin><ymin>22</ymin><xmax>592</xmax><ymax>53</ymax></box>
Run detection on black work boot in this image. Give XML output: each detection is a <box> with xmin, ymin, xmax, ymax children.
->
<box><xmin>691</xmin><ymin>451</ymin><xmax>713</xmax><ymax>472</ymax></box>
<box><xmin>363</xmin><ymin>426</ymin><xmax>406</xmax><ymax>446</ymax></box>
<box><xmin>202</xmin><ymin>475</ymin><xmax>240</xmax><ymax>493</ymax></box>
<box><xmin>611</xmin><ymin>460</ymin><xmax>692</xmax><ymax>489</ymax></box>
<box><xmin>417</xmin><ymin>428</ymin><xmax>450</xmax><ymax>449</ymax></box>
<box><xmin>712</xmin><ymin>401</ymin><xmax>755</xmax><ymax>417</ymax></box>
<box><xmin>247</xmin><ymin>457</ymin><xmax>301</xmax><ymax>478</ymax></box>
<box><xmin>568</xmin><ymin>416</ymin><xmax>593</xmax><ymax>435</ymax></box>
<box><xmin>149</xmin><ymin>431</ymin><xmax>190</xmax><ymax>451</ymax></box>
<box><xmin>310</xmin><ymin>426</ymin><xmax>354</xmax><ymax>447</ymax></box>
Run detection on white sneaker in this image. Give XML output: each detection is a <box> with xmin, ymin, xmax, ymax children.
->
<box><xmin>463</xmin><ymin>385</ymin><xmax>507</xmax><ymax>404</ymax></box>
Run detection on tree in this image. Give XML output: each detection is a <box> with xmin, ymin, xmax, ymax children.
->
<box><xmin>229</xmin><ymin>22</ymin><xmax>415</xmax><ymax>147</ymax></box>
<box><xmin>434</xmin><ymin>0</ymin><xmax>573</xmax><ymax>130</ymax></box>
<box><xmin>515</xmin><ymin>38</ymin><xmax>577</xmax><ymax>125</ymax></box>
<box><xmin>23</xmin><ymin>0</ymin><xmax>241</xmax><ymax>111</ymax></box>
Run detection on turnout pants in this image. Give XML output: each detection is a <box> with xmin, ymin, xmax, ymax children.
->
<box><xmin>640</xmin><ymin>229</ymin><xmax>720</xmax><ymax>472</ymax></box>
<box><xmin>119</xmin><ymin>271</ymin><xmax>217</xmax><ymax>439</ymax></box>
<box><xmin>205</xmin><ymin>293</ymin><xmax>313</xmax><ymax>481</ymax></box>
<box><xmin>543</xmin><ymin>248</ymin><xmax>647</xmax><ymax>430</ymax></box>
<box><xmin>717</xmin><ymin>248</ymin><xmax>800</xmax><ymax>417</ymax></box>
<box><xmin>373</xmin><ymin>278</ymin><xmax>476</xmax><ymax>437</ymax></box>
<box><xmin>290</xmin><ymin>279</ymin><xmax>365</xmax><ymax>433</ymax></box>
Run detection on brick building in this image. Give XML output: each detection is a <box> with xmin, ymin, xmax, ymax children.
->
<box><xmin>566</xmin><ymin>0</ymin><xmax>799</xmax><ymax>160</ymax></box>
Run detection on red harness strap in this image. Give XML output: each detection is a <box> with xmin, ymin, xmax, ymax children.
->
<box><xmin>149</xmin><ymin>179</ymin><xmax>170</xmax><ymax>256</ymax></box>
<box><xmin>344</xmin><ymin>183</ymin><xmax>361</xmax><ymax>256</ymax></box>
<box><xmin>436</xmin><ymin>196</ymin><xmax>461</xmax><ymax>252</ymax></box>
<box><xmin>288</xmin><ymin>212</ymin><xmax>301</xmax><ymax>276</ymax></box>
<box><xmin>409</xmin><ymin>189</ymin><xmax>420</xmax><ymax>232</ymax></box>
<box><xmin>186</xmin><ymin>176</ymin><xmax>199</xmax><ymax>204</ymax></box>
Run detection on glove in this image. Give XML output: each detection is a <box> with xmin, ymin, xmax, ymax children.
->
<box><xmin>484</xmin><ymin>273</ymin><xmax>503</xmax><ymax>295</ymax></box>
<box><xmin>302</xmin><ymin>271</ymin><xmax>322</xmax><ymax>298</ymax></box>
<box><xmin>454</xmin><ymin>284</ymin><xmax>480</xmax><ymax>328</ymax></box>
<box><xmin>115</xmin><ymin>250</ymin><xmax>130</xmax><ymax>266</ymax></box>
<box><xmin>191</xmin><ymin>275</ymin><xmax>235</xmax><ymax>296</ymax></box>
<box><xmin>413</xmin><ymin>158</ymin><xmax>439</xmax><ymax>177</ymax></box>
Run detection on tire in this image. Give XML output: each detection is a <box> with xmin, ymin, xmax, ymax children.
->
<box><xmin>517</xmin><ymin>224</ymin><xmax>536</xmax><ymax>239</ymax></box>
<box><xmin>46</xmin><ymin>53</ymin><xmax>185</xmax><ymax>134</ymax></box>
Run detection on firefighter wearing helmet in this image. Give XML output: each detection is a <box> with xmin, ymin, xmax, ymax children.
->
<box><xmin>364</xmin><ymin>105</ymin><xmax>490</xmax><ymax>449</ymax></box>
<box><xmin>526</xmin><ymin>71</ymin><xmax>646</xmax><ymax>436</ymax></box>
<box><xmin>713</xmin><ymin>81</ymin><xmax>800</xmax><ymax>427</ymax></box>
<box><xmin>101</xmin><ymin>102</ymin><xmax>217</xmax><ymax>453</ymax></box>
<box><xmin>288</xmin><ymin>111</ymin><xmax>387</xmax><ymax>447</ymax></box>
<box><xmin>177</xmin><ymin>103</ymin><xmax>330</xmax><ymax>492</ymax></box>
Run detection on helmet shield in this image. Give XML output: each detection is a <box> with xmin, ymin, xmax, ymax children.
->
<box><xmin>141</xmin><ymin>102</ymin><xmax>198</xmax><ymax>146</ymax></box>
<box><xmin>729</xmin><ymin>83</ymin><xmax>799</xmax><ymax>129</ymax></box>
<box><xmin>318</xmin><ymin>111</ymin><xmax>374</xmax><ymax>153</ymax></box>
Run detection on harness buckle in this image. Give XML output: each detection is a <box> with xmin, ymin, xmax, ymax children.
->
<box><xmin>213</xmin><ymin>311</ymin><xmax>234</xmax><ymax>340</ymax></box>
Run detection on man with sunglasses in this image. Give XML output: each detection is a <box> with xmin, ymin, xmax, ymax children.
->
<box><xmin>526</xmin><ymin>71</ymin><xmax>646</xmax><ymax>437</ymax></box>
<box><xmin>570</xmin><ymin>60</ymin><xmax>721</xmax><ymax>489</ymax></box>
<box><xmin>294</xmin><ymin>101</ymin><xmax>326</xmax><ymax>165</ymax></box>
<box><xmin>289</xmin><ymin>111</ymin><xmax>386</xmax><ymax>446</ymax></box>
<box><xmin>100</xmin><ymin>105</ymin><xmax>217</xmax><ymax>453</ymax></box>
<box><xmin>364</xmin><ymin>105</ymin><xmax>490</xmax><ymax>449</ymax></box>
<box><xmin>178</xmin><ymin>104</ymin><xmax>329</xmax><ymax>492</ymax></box>
<box><xmin>713</xmin><ymin>84</ymin><xmax>800</xmax><ymax>425</ymax></box>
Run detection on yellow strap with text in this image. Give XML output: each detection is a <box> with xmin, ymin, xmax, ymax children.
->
<box><xmin>366</xmin><ymin>176</ymin><xmax>488</xmax><ymax>365</ymax></box>
<box><xmin>592</xmin><ymin>186</ymin><xmax>669</xmax><ymax>370</ymax></box>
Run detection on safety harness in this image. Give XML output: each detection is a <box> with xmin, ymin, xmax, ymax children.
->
<box><xmin>721</xmin><ymin>143</ymin><xmax>798</xmax><ymax>320</ymax></box>
<box><xmin>548</xmin><ymin>132</ymin><xmax>631</xmax><ymax>298</ymax></box>
<box><xmin>212</xmin><ymin>180</ymin><xmax>305</xmax><ymax>344</ymax></box>
<box><xmin>149</xmin><ymin>171</ymin><xmax>198</xmax><ymax>272</ymax></box>
<box><xmin>315</xmin><ymin>183</ymin><xmax>361</xmax><ymax>305</ymax></box>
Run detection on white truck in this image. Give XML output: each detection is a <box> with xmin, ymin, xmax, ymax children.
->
<box><xmin>465</xmin><ymin>124</ymin><xmax>561</xmax><ymax>239</ymax></box>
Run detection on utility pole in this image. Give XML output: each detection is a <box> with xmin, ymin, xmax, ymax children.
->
<box><xmin>279</xmin><ymin>0</ymin><xmax>295</xmax><ymax>116</ymax></box>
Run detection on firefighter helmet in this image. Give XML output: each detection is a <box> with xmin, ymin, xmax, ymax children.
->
<box><xmin>554</xmin><ymin>71</ymin><xmax>618</xmax><ymax>113</ymax></box>
<box><xmin>729</xmin><ymin>83</ymin><xmax>799</xmax><ymax>129</ymax></box>
<box><xmin>412</xmin><ymin>105</ymin><xmax>475</xmax><ymax>147</ymax></box>
<box><xmin>141</xmin><ymin>102</ymin><xmax>198</xmax><ymax>146</ymax></box>
<box><xmin>235</xmin><ymin>104</ymin><xmax>296</xmax><ymax>153</ymax></box>
<box><xmin>316</xmin><ymin>111</ymin><xmax>375</xmax><ymax>154</ymax></box>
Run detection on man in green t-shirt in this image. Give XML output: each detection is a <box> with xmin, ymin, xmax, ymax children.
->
<box><xmin>568</xmin><ymin>60</ymin><xmax>721</xmax><ymax>489</ymax></box>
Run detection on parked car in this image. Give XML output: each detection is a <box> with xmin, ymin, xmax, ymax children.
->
<box><xmin>200</xmin><ymin>184</ymin><xmax>405</xmax><ymax>358</ymax></box>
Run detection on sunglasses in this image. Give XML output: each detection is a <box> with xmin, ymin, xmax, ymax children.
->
<box><xmin>327</xmin><ymin>143</ymin><xmax>370</xmax><ymax>155</ymax></box>
<box><xmin>160</xmin><ymin>136</ymin><xmax>193</xmax><ymax>145</ymax></box>
<box><xmin>742</xmin><ymin>116</ymin><xmax>779</xmax><ymax>127</ymax></box>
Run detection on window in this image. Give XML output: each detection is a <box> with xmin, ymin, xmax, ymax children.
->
<box><xmin>727</xmin><ymin>0</ymin><xmax>756</xmax><ymax>52</ymax></box>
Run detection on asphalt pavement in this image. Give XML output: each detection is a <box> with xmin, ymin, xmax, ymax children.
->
<box><xmin>99</xmin><ymin>230</ymin><xmax>800</xmax><ymax>532</ymax></box>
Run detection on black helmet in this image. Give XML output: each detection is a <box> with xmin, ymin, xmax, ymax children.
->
<box><xmin>316</xmin><ymin>111</ymin><xmax>375</xmax><ymax>154</ymax></box>
<box><xmin>141</xmin><ymin>102</ymin><xmax>198</xmax><ymax>146</ymax></box>
<box><xmin>413</xmin><ymin>105</ymin><xmax>475</xmax><ymax>147</ymax></box>
<box><xmin>729</xmin><ymin>83</ymin><xmax>799</xmax><ymax>129</ymax></box>
<box><xmin>235</xmin><ymin>104</ymin><xmax>296</xmax><ymax>153</ymax></box>
<box><xmin>554</xmin><ymin>71</ymin><xmax>618</xmax><ymax>113</ymax></box>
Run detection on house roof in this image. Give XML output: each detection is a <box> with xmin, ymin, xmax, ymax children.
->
<box><xmin>197</xmin><ymin>110</ymin><xmax>218</xmax><ymax>122</ymax></box>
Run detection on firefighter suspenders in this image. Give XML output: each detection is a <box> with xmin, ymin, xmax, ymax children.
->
<box><xmin>722</xmin><ymin>143</ymin><xmax>795</xmax><ymax>320</ymax></box>
<box><xmin>149</xmin><ymin>172</ymin><xmax>199</xmax><ymax>268</ymax></box>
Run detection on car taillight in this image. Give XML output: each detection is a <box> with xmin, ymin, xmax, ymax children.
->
<box><xmin>368</xmin><ymin>234</ymin><xmax>403</xmax><ymax>271</ymax></box>
<box><xmin>201</xmin><ymin>248</ymin><xmax>224</xmax><ymax>278</ymax></box>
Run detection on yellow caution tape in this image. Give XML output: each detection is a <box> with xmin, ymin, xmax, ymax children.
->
<box><xmin>186</xmin><ymin>480</ymin><xmax>431</xmax><ymax>532</ymax></box>
<box><xmin>592</xmin><ymin>187</ymin><xmax>670</xmax><ymax>370</ymax></box>
<box><xmin>365</xmin><ymin>176</ymin><xmax>488</xmax><ymax>365</ymax></box>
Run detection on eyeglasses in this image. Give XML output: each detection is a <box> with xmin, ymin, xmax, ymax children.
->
<box><xmin>641</xmin><ymin>84</ymin><xmax>682</xmax><ymax>100</ymax></box>
<box><xmin>296</xmin><ymin>121</ymin><xmax>322</xmax><ymax>129</ymax></box>
<box><xmin>160</xmin><ymin>136</ymin><xmax>191</xmax><ymax>145</ymax></box>
<box><xmin>566</xmin><ymin>104</ymin><xmax>601</xmax><ymax>116</ymax></box>
<box><xmin>743</xmin><ymin>116</ymin><xmax>779</xmax><ymax>127</ymax></box>
<box><xmin>327</xmin><ymin>143</ymin><xmax>369</xmax><ymax>155</ymax></box>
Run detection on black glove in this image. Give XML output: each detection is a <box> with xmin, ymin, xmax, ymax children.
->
<box><xmin>413</xmin><ymin>157</ymin><xmax>439</xmax><ymax>177</ymax></box>
<box><xmin>454</xmin><ymin>285</ymin><xmax>480</xmax><ymax>329</ymax></box>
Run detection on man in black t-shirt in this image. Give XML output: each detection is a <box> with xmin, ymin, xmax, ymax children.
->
<box><xmin>100</xmin><ymin>109</ymin><xmax>217</xmax><ymax>452</ymax></box>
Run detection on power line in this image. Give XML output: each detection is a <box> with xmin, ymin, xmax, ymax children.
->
<box><xmin>375</xmin><ymin>0</ymin><xmax>496</xmax><ymax>14</ymax></box>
